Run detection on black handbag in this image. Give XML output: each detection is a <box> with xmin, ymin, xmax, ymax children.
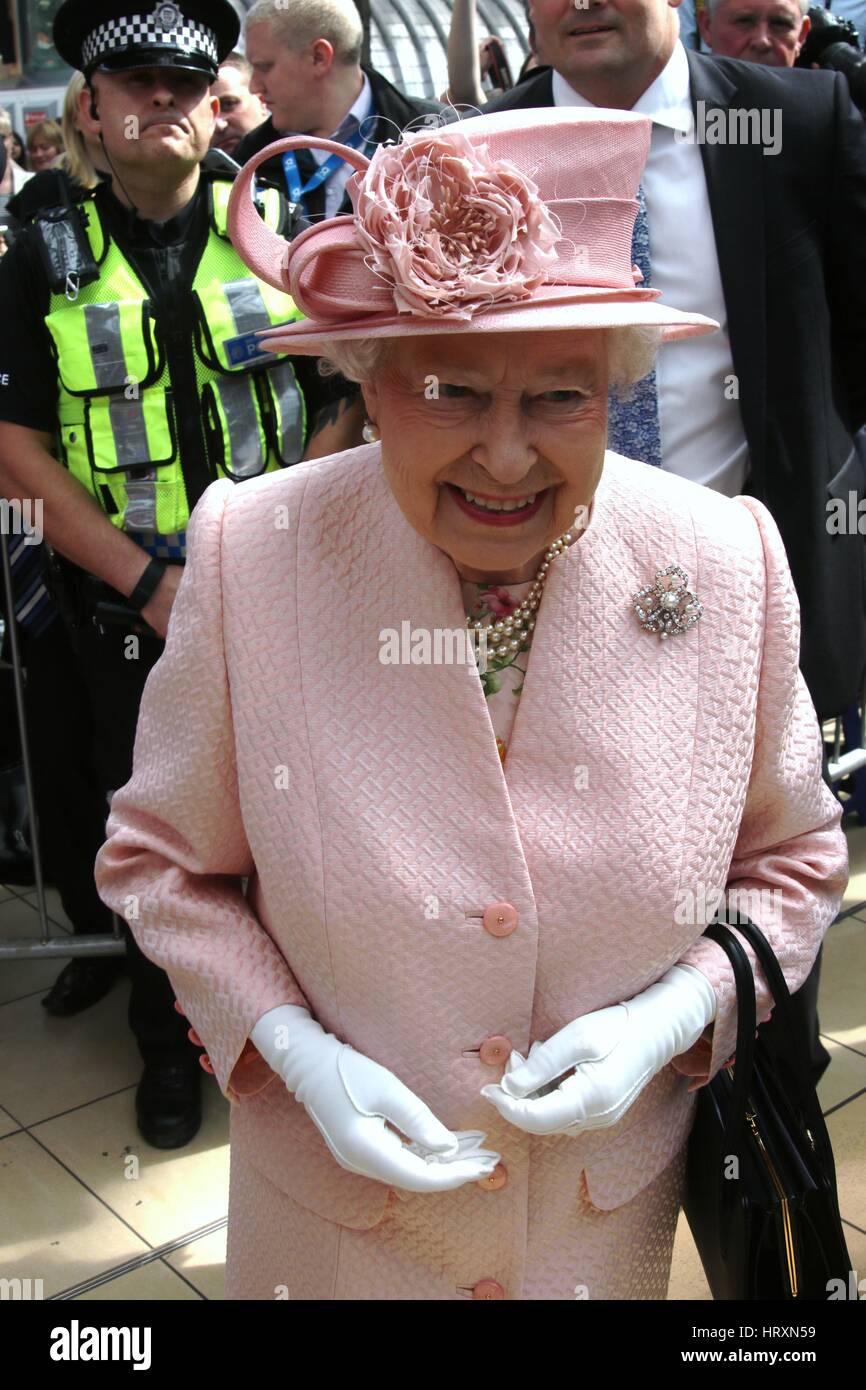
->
<box><xmin>683</xmin><ymin>915</ymin><xmax>852</xmax><ymax>1300</ymax></box>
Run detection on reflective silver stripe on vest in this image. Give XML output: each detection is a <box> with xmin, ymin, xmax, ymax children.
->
<box><xmin>269</xmin><ymin>360</ymin><xmax>304</xmax><ymax>464</ymax></box>
<box><xmin>109</xmin><ymin>396</ymin><xmax>152</xmax><ymax>471</ymax></box>
<box><xmin>225</xmin><ymin>283</ymin><xmax>303</xmax><ymax>462</ymax></box>
<box><xmin>214</xmin><ymin>377</ymin><xmax>264</xmax><ymax>478</ymax></box>
<box><xmin>124</xmin><ymin>469</ymin><xmax>160</xmax><ymax>531</ymax></box>
<box><xmin>84</xmin><ymin>304</ymin><xmax>127</xmax><ymax>388</ymax></box>
<box><xmin>85</xmin><ymin>304</ymin><xmax>157</xmax><ymax>529</ymax></box>
<box><xmin>224</xmin><ymin>280</ymin><xmax>271</xmax><ymax>336</ymax></box>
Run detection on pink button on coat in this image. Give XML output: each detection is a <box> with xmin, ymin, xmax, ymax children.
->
<box><xmin>93</xmin><ymin>443</ymin><xmax>848</xmax><ymax>1300</ymax></box>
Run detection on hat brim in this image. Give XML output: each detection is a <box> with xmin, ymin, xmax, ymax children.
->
<box><xmin>256</xmin><ymin>289</ymin><xmax>719</xmax><ymax>357</ymax></box>
<box><xmin>93</xmin><ymin>48</ymin><xmax>217</xmax><ymax>78</ymax></box>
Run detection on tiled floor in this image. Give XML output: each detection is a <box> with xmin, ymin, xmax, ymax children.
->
<box><xmin>1</xmin><ymin>829</ymin><xmax>864</xmax><ymax>1302</ymax></box>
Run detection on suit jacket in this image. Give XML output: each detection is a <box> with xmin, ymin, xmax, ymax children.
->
<box><xmin>233</xmin><ymin>66</ymin><xmax>443</xmax><ymax>222</ymax></box>
<box><xmin>477</xmin><ymin>53</ymin><xmax>866</xmax><ymax>721</ymax></box>
<box><xmin>93</xmin><ymin>444</ymin><xmax>847</xmax><ymax>1247</ymax></box>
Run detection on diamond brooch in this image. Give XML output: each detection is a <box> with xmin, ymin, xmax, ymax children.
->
<box><xmin>632</xmin><ymin>564</ymin><xmax>703</xmax><ymax>640</ymax></box>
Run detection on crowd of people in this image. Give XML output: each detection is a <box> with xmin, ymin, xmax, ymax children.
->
<box><xmin>0</xmin><ymin>0</ymin><xmax>863</xmax><ymax>1301</ymax></box>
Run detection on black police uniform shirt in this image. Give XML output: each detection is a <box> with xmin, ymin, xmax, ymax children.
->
<box><xmin>0</xmin><ymin>174</ymin><xmax>358</xmax><ymax>509</ymax></box>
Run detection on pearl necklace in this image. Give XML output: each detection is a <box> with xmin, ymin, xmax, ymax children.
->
<box><xmin>464</xmin><ymin>526</ymin><xmax>579</xmax><ymax>663</ymax></box>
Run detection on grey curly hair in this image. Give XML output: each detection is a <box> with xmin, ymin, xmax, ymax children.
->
<box><xmin>316</xmin><ymin>326</ymin><xmax>662</xmax><ymax>392</ymax></box>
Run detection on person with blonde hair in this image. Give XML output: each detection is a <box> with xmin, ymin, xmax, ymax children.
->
<box><xmin>234</xmin><ymin>0</ymin><xmax>442</xmax><ymax>219</ymax></box>
<box><xmin>26</xmin><ymin>119</ymin><xmax>64</xmax><ymax>174</ymax></box>
<box><xmin>6</xmin><ymin>75</ymin><xmax>108</xmax><ymax>227</ymax></box>
<box><xmin>58</xmin><ymin>72</ymin><xmax>103</xmax><ymax>190</ymax></box>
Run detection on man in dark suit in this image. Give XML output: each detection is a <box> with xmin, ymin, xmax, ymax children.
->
<box><xmin>468</xmin><ymin>0</ymin><xmax>866</xmax><ymax>1084</ymax></box>
<box><xmin>234</xmin><ymin>0</ymin><xmax>443</xmax><ymax>221</ymax></box>
<box><xmin>471</xmin><ymin>0</ymin><xmax>866</xmax><ymax>729</ymax></box>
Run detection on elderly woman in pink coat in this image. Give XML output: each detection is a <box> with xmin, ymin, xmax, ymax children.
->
<box><xmin>93</xmin><ymin>107</ymin><xmax>847</xmax><ymax>1301</ymax></box>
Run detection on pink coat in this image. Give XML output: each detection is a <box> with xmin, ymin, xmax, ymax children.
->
<box><xmin>94</xmin><ymin>444</ymin><xmax>847</xmax><ymax>1300</ymax></box>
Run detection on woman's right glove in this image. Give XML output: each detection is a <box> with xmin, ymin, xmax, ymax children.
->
<box><xmin>250</xmin><ymin>1004</ymin><xmax>501</xmax><ymax>1193</ymax></box>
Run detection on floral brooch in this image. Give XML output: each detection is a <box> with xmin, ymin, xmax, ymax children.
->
<box><xmin>632</xmin><ymin>564</ymin><xmax>703</xmax><ymax>640</ymax></box>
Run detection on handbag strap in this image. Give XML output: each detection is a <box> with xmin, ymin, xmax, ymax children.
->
<box><xmin>703</xmin><ymin>922</ymin><xmax>757</xmax><ymax>1158</ymax></box>
<box><xmin>722</xmin><ymin>914</ymin><xmax>830</xmax><ymax>1152</ymax></box>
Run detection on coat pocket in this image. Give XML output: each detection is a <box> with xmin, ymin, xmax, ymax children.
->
<box><xmin>230</xmin><ymin>1073</ymin><xmax>393</xmax><ymax>1231</ymax></box>
<box><xmin>580</xmin><ymin>1069</ymin><xmax>698</xmax><ymax>1211</ymax></box>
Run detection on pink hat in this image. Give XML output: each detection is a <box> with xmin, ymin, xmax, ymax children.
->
<box><xmin>227</xmin><ymin>107</ymin><xmax>719</xmax><ymax>355</ymax></box>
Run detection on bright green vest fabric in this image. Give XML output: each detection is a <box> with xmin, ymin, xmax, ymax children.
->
<box><xmin>45</xmin><ymin>178</ymin><xmax>306</xmax><ymax>536</ymax></box>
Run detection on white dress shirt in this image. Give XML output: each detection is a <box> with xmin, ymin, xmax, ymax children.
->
<box><xmin>311</xmin><ymin>70</ymin><xmax>375</xmax><ymax>220</ymax></box>
<box><xmin>552</xmin><ymin>42</ymin><xmax>750</xmax><ymax>495</ymax></box>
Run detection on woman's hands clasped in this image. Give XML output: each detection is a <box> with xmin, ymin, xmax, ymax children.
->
<box><xmin>252</xmin><ymin>1005</ymin><xmax>501</xmax><ymax>1192</ymax></box>
<box><xmin>480</xmin><ymin>965</ymin><xmax>718</xmax><ymax>1137</ymax></box>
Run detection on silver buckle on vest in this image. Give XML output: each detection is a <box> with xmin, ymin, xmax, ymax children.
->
<box><xmin>65</xmin><ymin>271</ymin><xmax>80</xmax><ymax>302</ymax></box>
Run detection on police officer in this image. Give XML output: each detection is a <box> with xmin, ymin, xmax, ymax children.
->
<box><xmin>0</xmin><ymin>0</ymin><xmax>361</xmax><ymax>1150</ymax></box>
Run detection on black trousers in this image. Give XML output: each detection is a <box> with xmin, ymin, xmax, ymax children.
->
<box><xmin>790</xmin><ymin>947</ymin><xmax>829</xmax><ymax>1083</ymax></box>
<box><xmin>21</xmin><ymin>611</ymin><xmax>195</xmax><ymax>1067</ymax></box>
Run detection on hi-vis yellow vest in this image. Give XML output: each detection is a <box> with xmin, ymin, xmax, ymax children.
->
<box><xmin>45</xmin><ymin>178</ymin><xmax>306</xmax><ymax>536</ymax></box>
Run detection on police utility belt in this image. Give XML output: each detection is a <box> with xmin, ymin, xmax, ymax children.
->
<box><xmin>44</xmin><ymin>548</ymin><xmax>180</xmax><ymax>637</ymax></box>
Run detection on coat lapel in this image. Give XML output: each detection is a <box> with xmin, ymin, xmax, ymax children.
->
<box><xmin>686</xmin><ymin>50</ymin><xmax>767</xmax><ymax>489</ymax></box>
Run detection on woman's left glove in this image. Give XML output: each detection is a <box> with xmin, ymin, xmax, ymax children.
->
<box><xmin>480</xmin><ymin>964</ymin><xmax>717</xmax><ymax>1136</ymax></box>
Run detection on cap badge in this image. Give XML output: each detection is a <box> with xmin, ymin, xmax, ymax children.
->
<box><xmin>152</xmin><ymin>2</ymin><xmax>183</xmax><ymax>29</ymax></box>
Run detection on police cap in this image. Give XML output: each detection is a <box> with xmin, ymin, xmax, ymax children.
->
<box><xmin>53</xmin><ymin>1</ymin><xmax>241</xmax><ymax>81</ymax></box>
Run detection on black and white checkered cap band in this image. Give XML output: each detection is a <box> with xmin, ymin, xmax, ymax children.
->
<box><xmin>81</xmin><ymin>14</ymin><xmax>219</xmax><ymax>68</ymax></box>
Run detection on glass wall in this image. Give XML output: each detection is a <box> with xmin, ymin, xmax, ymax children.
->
<box><xmin>0</xmin><ymin>0</ymin><xmax>530</xmax><ymax>98</ymax></box>
<box><xmin>3</xmin><ymin>0</ymin><xmax>68</xmax><ymax>83</ymax></box>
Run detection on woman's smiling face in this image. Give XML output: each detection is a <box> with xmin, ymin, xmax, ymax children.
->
<box><xmin>361</xmin><ymin>328</ymin><xmax>609</xmax><ymax>583</ymax></box>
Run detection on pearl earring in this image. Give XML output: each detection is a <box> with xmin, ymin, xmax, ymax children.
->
<box><xmin>362</xmin><ymin>419</ymin><xmax>380</xmax><ymax>443</ymax></box>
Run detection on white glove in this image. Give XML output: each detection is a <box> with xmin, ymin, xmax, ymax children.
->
<box><xmin>480</xmin><ymin>964</ymin><xmax>717</xmax><ymax>1137</ymax></box>
<box><xmin>251</xmin><ymin>1004</ymin><xmax>501</xmax><ymax>1192</ymax></box>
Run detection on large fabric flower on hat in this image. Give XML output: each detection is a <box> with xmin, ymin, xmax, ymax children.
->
<box><xmin>353</xmin><ymin>130</ymin><xmax>561</xmax><ymax>319</ymax></box>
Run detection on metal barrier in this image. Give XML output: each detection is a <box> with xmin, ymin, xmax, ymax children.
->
<box><xmin>826</xmin><ymin>683</ymin><xmax>866</xmax><ymax>825</ymax></box>
<box><xmin>0</xmin><ymin>527</ymin><xmax>126</xmax><ymax>963</ymax></box>
<box><xmin>828</xmin><ymin>707</ymin><xmax>866</xmax><ymax>784</ymax></box>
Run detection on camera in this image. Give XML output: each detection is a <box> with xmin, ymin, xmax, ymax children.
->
<box><xmin>479</xmin><ymin>37</ymin><xmax>513</xmax><ymax>95</ymax></box>
<box><xmin>797</xmin><ymin>7</ymin><xmax>866</xmax><ymax>111</ymax></box>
